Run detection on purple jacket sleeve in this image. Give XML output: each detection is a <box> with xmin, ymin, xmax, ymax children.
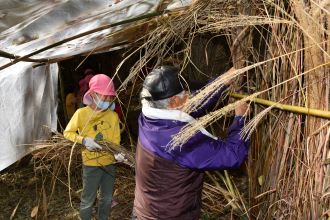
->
<box><xmin>172</xmin><ymin>116</ymin><xmax>249</xmax><ymax>170</ymax></box>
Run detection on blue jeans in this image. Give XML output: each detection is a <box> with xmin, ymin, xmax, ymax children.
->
<box><xmin>80</xmin><ymin>165</ymin><xmax>116</xmax><ymax>220</ymax></box>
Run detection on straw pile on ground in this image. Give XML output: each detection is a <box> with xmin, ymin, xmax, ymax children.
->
<box><xmin>0</xmin><ymin>155</ymin><xmax>136</xmax><ymax>219</ymax></box>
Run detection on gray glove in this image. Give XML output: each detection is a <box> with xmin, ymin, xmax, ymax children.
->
<box><xmin>83</xmin><ymin>137</ymin><xmax>102</xmax><ymax>151</ymax></box>
<box><xmin>114</xmin><ymin>153</ymin><xmax>128</xmax><ymax>163</ymax></box>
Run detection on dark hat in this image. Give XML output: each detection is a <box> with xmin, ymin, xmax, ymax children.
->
<box><xmin>142</xmin><ymin>65</ymin><xmax>184</xmax><ymax>101</ymax></box>
<box><xmin>84</xmin><ymin>68</ymin><xmax>95</xmax><ymax>75</ymax></box>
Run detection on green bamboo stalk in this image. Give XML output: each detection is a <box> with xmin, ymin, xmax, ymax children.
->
<box><xmin>230</xmin><ymin>93</ymin><xmax>330</xmax><ymax>119</ymax></box>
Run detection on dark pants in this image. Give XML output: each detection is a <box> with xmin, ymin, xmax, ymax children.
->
<box><xmin>80</xmin><ymin>165</ymin><xmax>116</xmax><ymax>220</ymax></box>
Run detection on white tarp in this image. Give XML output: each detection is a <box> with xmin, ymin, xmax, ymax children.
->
<box><xmin>0</xmin><ymin>0</ymin><xmax>192</xmax><ymax>170</ymax></box>
<box><xmin>0</xmin><ymin>63</ymin><xmax>58</xmax><ymax>171</ymax></box>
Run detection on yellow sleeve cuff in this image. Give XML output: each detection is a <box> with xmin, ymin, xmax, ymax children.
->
<box><xmin>76</xmin><ymin>135</ymin><xmax>84</xmax><ymax>144</ymax></box>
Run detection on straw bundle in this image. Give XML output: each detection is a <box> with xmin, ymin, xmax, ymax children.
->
<box><xmin>32</xmin><ymin>132</ymin><xmax>82</xmax><ymax>172</ymax></box>
<box><xmin>32</xmin><ymin>131</ymin><xmax>135</xmax><ymax>169</ymax></box>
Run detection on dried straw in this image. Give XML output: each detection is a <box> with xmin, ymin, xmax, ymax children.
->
<box><xmin>110</xmin><ymin>0</ymin><xmax>330</xmax><ymax>218</ymax></box>
<box><xmin>32</xmin><ymin>131</ymin><xmax>135</xmax><ymax>168</ymax></box>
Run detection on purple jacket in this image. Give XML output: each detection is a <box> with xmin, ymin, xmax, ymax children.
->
<box><xmin>138</xmin><ymin>85</ymin><xmax>249</xmax><ymax>170</ymax></box>
<box><xmin>134</xmin><ymin>84</ymin><xmax>249</xmax><ymax>219</ymax></box>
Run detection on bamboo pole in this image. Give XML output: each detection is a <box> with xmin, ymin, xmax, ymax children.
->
<box><xmin>32</xmin><ymin>41</ymin><xmax>131</xmax><ymax>68</ymax></box>
<box><xmin>230</xmin><ymin>93</ymin><xmax>330</xmax><ymax>119</ymax></box>
<box><xmin>0</xmin><ymin>50</ymin><xmax>47</xmax><ymax>62</ymax></box>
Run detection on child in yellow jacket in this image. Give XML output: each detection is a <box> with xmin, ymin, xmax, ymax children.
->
<box><xmin>64</xmin><ymin>74</ymin><xmax>124</xmax><ymax>220</ymax></box>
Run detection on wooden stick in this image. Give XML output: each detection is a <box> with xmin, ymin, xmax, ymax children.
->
<box><xmin>32</xmin><ymin>41</ymin><xmax>131</xmax><ymax>68</ymax></box>
<box><xmin>0</xmin><ymin>50</ymin><xmax>47</xmax><ymax>62</ymax></box>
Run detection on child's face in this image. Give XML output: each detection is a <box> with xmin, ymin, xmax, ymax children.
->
<box><xmin>92</xmin><ymin>92</ymin><xmax>114</xmax><ymax>102</ymax></box>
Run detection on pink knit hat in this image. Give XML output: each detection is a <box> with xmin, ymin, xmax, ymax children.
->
<box><xmin>83</xmin><ymin>74</ymin><xmax>116</xmax><ymax>105</ymax></box>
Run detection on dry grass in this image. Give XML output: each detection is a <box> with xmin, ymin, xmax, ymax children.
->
<box><xmin>32</xmin><ymin>131</ymin><xmax>135</xmax><ymax>168</ymax></box>
<box><xmin>5</xmin><ymin>0</ymin><xmax>329</xmax><ymax>219</ymax></box>
<box><xmin>0</xmin><ymin>159</ymin><xmax>135</xmax><ymax>220</ymax></box>
<box><xmin>111</xmin><ymin>0</ymin><xmax>329</xmax><ymax>219</ymax></box>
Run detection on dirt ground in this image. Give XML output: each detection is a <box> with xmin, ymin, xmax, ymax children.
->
<box><xmin>0</xmin><ymin>160</ymin><xmax>135</xmax><ymax>220</ymax></box>
<box><xmin>0</xmin><ymin>157</ymin><xmax>247</xmax><ymax>220</ymax></box>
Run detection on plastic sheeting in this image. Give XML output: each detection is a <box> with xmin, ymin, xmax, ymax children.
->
<box><xmin>0</xmin><ymin>0</ymin><xmax>192</xmax><ymax>63</ymax></box>
<box><xmin>0</xmin><ymin>63</ymin><xmax>58</xmax><ymax>171</ymax></box>
<box><xmin>0</xmin><ymin>0</ymin><xmax>192</xmax><ymax>170</ymax></box>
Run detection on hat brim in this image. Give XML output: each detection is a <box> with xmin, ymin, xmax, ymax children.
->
<box><xmin>83</xmin><ymin>89</ymin><xmax>93</xmax><ymax>105</ymax></box>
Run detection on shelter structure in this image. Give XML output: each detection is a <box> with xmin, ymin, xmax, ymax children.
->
<box><xmin>1</xmin><ymin>0</ymin><xmax>329</xmax><ymax>219</ymax></box>
<box><xmin>0</xmin><ymin>0</ymin><xmax>192</xmax><ymax>171</ymax></box>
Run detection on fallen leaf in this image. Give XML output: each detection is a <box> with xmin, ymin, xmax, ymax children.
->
<box><xmin>10</xmin><ymin>198</ymin><xmax>22</xmax><ymax>220</ymax></box>
<box><xmin>31</xmin><ymin>206</ymin><xmax>39</xmax><ymax>218</ymax></box>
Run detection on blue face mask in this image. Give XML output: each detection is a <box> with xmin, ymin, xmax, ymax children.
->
<box><xmin>109</xmin><ymin>102</ymin><xmax>116</xmax><ymax>111</ymax></box>
<box><xmin>93</xmin><ymin>94</ymin><xmax>111</xmax><ymax>110</ymax></box>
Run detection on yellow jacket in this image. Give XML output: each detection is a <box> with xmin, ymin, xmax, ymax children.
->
<box><xmin>65</xmin><ymin>92</ymin><xmax>81</xmax><ymax>119</ymax></box>
<box><xmin>64</xmin><ymin>106</ymin><xmax>121</xmax><ymax>166</ymax></box>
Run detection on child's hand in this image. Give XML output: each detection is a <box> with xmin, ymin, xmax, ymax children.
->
<box><xmin>83</xmin><ymin>137</ymin><xmax>102</xmax><ymax>151</ymax></box>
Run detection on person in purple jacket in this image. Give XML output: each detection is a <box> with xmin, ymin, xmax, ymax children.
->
<box><xmin>133</xmin><ymin>65</ymin><xmax>249</xmax><ymax>220</ymax></box>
